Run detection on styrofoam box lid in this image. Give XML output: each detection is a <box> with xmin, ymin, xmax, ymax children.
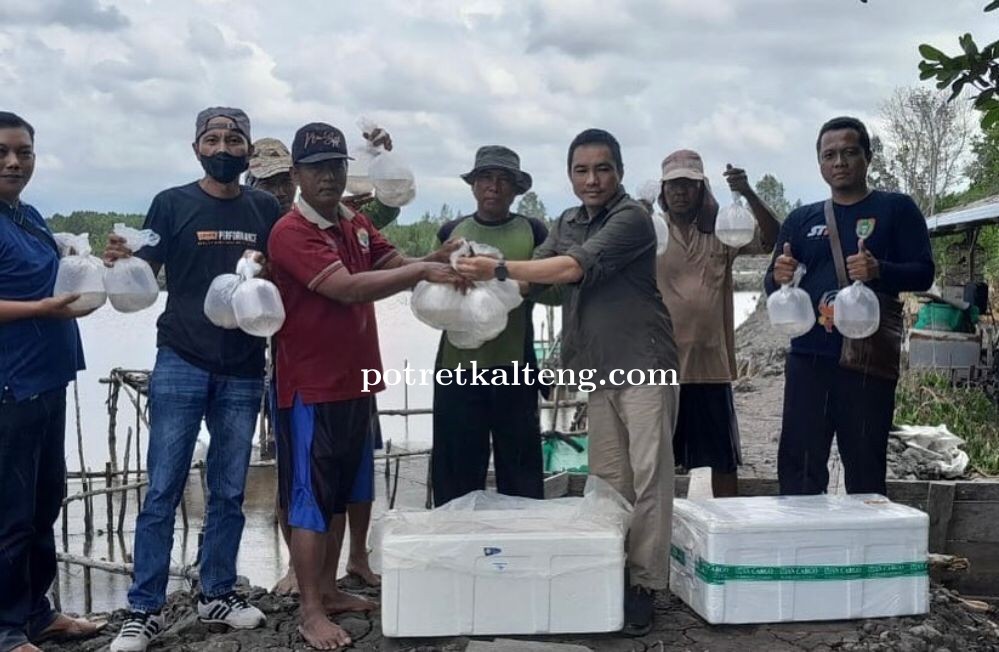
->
<box><xmin>381</xmin><ymin>508</ymin><xmax>625</xmax><ymax>537</ymax></box>
<box><xmin>674</xmin><ymin>494</ymin><xmax>928</xmax><ymax>534</ymax></box>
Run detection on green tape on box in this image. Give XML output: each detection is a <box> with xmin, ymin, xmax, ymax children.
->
<box><xmin>693</xmin><ymin>558</ymin><xmax>928</xmax><ymax>585</ymax></box>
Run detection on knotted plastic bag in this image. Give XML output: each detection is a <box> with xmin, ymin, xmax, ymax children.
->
<box><xmin>410</xmin><ymin>240</ymin><xmax>523</xmax><ymax>349</ymax></box>
<box><xmin>53</xmin><ymin>233</ymin><xmax>107</xmax><ymax>312</ymax></box>
<box><xmin>715</xmin><ymin>191</ymin><xmax>755</xmax><ymax>248</ymax></box>
<box><xmin>104</xmin><ymin>223</ymin><xmax>160</xmax><ymax>313</ymax></box>
<box><xmin>634</xmin><ymin>179</ymin><xmax>669</xmax><ymax>255</ymax></box>
<box><xmin>767</xmin><ymin>264</ymin><xmax>814</xmax><ymax>337</ymax></box>
<box><xmin>231</xmin><ymin>257</ymin><xmax>286</xmax><ymax>337</ymax></box>
<box><xmin>834</xmin><ymin>280</ymin><xmax>881</xmax><ymax>339</ymax></box>
<box><xmin>345</xmin><ymin>117</ymin><xmax>378</xmax><ymax>196</ymax></box>
<box><xmin>204</xmin><ymin>273</ymin><xmax>242</xmax><ymax>329</ymax></box>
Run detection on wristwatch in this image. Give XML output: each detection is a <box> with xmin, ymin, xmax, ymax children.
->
<box><xmin>494</xmin><ymin>259</ymin><xmax>509</xmax><ymax>282</ymax></box>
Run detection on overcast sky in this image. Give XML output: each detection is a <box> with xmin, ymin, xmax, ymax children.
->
<box><xmin>0</xmin><ymin>0</ymin><xmax>991</xmax><ymax>222</ymax></box>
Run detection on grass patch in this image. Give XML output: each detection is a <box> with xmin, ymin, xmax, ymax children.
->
<box><xmin>895</xmin><ymin>371</ymin><xmax>999</xmax><ymax>475</ymax></box>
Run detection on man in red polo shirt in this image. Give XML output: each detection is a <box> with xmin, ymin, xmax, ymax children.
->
<box><xmin>268</xmin><ymin>122</ymin><xmax>461</xmax><ymax>650</ymax></box>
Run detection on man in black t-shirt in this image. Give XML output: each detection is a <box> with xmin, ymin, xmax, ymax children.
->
<box><xmin>104</xmin><ymin>108</ymin><xmax>280</xmax><ymax>652</ymax></box>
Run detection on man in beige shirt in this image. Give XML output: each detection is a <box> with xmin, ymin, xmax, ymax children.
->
<box><xmin>655</xmin><ymin>150</ymin><xmax>779</xmax><ymax>497</ymax></box>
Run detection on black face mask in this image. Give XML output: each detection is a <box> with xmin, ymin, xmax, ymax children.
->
<box><xmin>200</xmin><ymin>152</ymin><xmax>249</xmax><ymax>184</ymax></box>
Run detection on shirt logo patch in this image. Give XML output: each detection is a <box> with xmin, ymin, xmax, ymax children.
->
<box><xmin>856</xmin><ymin>217</ymin><xmax>876</xmax><ymax>239</ymax></box>
<box><xmin>196</xmin><ymin>230</ymin><xmax>258</xmax><ymax>246</ymax></box>
<box><xmin>356</xmin><ymin>228</ymin><xmax>370</xmax><ymax>249</ymax></box>
<box><xmin>807</xmin><ymin>225</ymin><xmax>828</xmax><ymax>239</ymax></box>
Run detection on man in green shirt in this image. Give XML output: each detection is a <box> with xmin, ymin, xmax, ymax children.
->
<box><xmin>432</xmin><ymin>146</ymin><xmax>549</xmax><ymax>506</ymax></box>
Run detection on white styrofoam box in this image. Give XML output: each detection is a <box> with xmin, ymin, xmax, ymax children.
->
<box><xmin>378</xmin><ymin>484</ymin><xmax>629</xmax><ymax>637</ymax></box>
<box><xmin>669</xmin><ymin>494</ymin><xmax>929</xmax><ymax>624</ymax></box>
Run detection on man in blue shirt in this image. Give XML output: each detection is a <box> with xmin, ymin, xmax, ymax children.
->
<box><xmin>0</xmin><ymin>112</ymin><xmax>102</xmax><ymax>652</ymax></box>
<box><xmin>764</xmin><ymin>116</ymin><xmax>934</xmax><ymax>495</ymax></box>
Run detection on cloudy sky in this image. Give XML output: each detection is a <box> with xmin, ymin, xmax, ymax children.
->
<box><xmin>0</xmin><ymin>0</ymin><xmax>991</xmax><ymax>222</ymax></box>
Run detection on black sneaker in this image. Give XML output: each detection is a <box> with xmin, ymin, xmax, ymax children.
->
<box><xmin>623</xmin><ymin>585</ymin><xmax>655</xmax><ymax>637</ymax></box>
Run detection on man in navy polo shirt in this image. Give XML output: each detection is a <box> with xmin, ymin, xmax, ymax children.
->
<box><xmin>765</xmin><ymin>116</ymin><xmax>934</xmax><ymax>496</ymax></box>
<box><xmin>268</xmin><ymin>122</ymin><xmax>461</xmax><ymax>650</ymax></box>
<box><xmin>0</xmin><ymin>111</ymin><xmax>102</xmax><ymax>652</ymax></box>
<box><xmin>105</xmin><ymin>108</ymin><xmax>281</xmax><ymax>652</ymax></box>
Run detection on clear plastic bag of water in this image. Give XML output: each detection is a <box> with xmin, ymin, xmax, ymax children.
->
<box><xmin>52</xmin><ymin>233</ymin><xmax>107</xmax><ymax>312</ymax></box>
<box><xmin>370</xmin><ymin>151</ymin><xmax>416</xmax><ymax>207</ymax></box>
<box><xmin>767</xmin><ymin>264</ymin><xmax>814</xmax><ymax>337</ymax></box>
<box><xmin>834</xmin><ymin>280</ymin><xmax>881</xmax><ymax>339</ymax></box>
<box><xmin>715</xmin><ymin>192</ymin><xmax>755</xmax><ymax>248</ymax></box>
<box><xmin>652</xmin><ymin>212</ymin><xmax>669</xmax><ymax>256</ymax></box>
<box><xmin>232</xmin><ymin>278</ymin><xmax>286</xmax><ymax>337</ymax></box>
<box><xmin>104</xmin><ymin>223</ymin><xmax>160</xmax><ymax>313</ymax></box>
<box><xmin>204</xmin><ymin>273</ymin><xmax>242</xmax><ymax>329</ymax></box>
<box><xmin>230</xmin><ymin>257</ymin><xmax>285</xmax><ymax>337</ymax></box>
<box><xmin>346</xmin><ymin>117</ymin><xmax>378</xmax><ymax>195</ymax></box>
<box><xmin>411</xmin><ymin>240</ymin><xmax>523</xmax><ymax>349</ymax></box>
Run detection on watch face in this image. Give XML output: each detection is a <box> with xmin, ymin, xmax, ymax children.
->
<box><xmin>495</xmin><ymin>262</ymin><xmax>508</xmax><ymax>281</ymax></box>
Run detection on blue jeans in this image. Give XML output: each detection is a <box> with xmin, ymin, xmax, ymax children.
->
<box><xmin>0</xmin><ymin>388</ymin><xmax>65</xmax><ymax>652</ymax></box>
<box><xmin>127</xmin><ymin>347</ymin><xmax>263</xmax><ymax>612</ymax></box>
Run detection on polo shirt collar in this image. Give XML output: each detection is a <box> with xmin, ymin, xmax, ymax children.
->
<box><xmin>297</xmin><ymin>197</ymin><xmax>356</xmax><ymax>229</ymax></box>
<box><xmin>568</xmin><ymin>185</ymin><xmax>627</xmax><ymax>224</ymax></box>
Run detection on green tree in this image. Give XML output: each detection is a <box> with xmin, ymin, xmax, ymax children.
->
<box><xmin>878</xmin><ymin>87</ymin><xmax>973</xmax><ymax>215</ymax></box>
<box><xmin>754</xmin><ymin>174</ymin><xmax>792</xmax><ymax>219</ymax></box>
<box><xmin>917</xmin><ymin>1</ymin><xmax>999</xmax><ymax>129</ymax></box>
<box><xmin>516</xmin><ymin>191</ymin><xmax>547</xmax><ymax>221</ymax></box>
<box><xmin>867</xmin><ymin>135</ymin><xmax>900</xmax><ymax>193</ymax></box>
<box><xmin>47</xmin><ymin>211</ymin><xmax>145</xmax><ymax>253</ymax></box>
<box><xmin>380</xmin><ymin>203</ymin><xmax>458</xmax><ymax>257</ymax></box>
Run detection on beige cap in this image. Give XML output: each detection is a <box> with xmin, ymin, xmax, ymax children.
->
<box><xmin>661</xmin><ymin>149</ymin><xmax>706</xmax><ymax>181</ymax></box>
<box><xmin>248</xmin><ymin>138</ymin><xmax>292</xmax><ymax>180</ymax></box>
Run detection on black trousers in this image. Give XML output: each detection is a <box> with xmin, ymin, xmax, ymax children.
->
<box><xmin>778</xmin><ymin>353</ymin><xmax>897</xmax><ymax>495</ymax></box>
<box><xmin>432</xmin><ymin>371</ymin><xmax>544</xmax><ymax>506</ymax></box>
<box><xmin>0</xmin><ymin>387</ymin><xmax>66</xmax><ymax>652</ymax></box>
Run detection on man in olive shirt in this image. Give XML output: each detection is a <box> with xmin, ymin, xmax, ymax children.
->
<box><xmin>432</xmin><ymin>146</ymin><xmax>548</xmax><ymax>506</ymax></box>
<box><xmin>457</xmin><ymin>128</ymin><xmax>678</xmax><ymax>637</ymax></box>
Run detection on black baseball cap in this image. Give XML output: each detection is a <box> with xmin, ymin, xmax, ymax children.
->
<box><xmin>195</xmin><ymin>107</ymin><xmax>251</xmax><ymax>142</ymax></box>
<box><xmin>292</xmin><ymin>122</ymin><xmax>354</xmax><ymax>165</ymax></box>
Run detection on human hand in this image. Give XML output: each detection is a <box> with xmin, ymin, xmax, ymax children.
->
<box><xmin>723</xmin><ymin>164</ymin><xmax>752</xmax><ymax>195</ymax></box>
<box><xmin>454</xmin><ymin>255</ymin><xmax>499</xmax><ymax>281</ymax></box>
<box><xmin>364</xmin><ymin>127</ymin><xmax>393</xmax><ymax>152</ymax></box>
<box><xmin>846</xmin><ymin>238</ymin><xmax>879</xmax><ymax>282</ymax></box>
<box><xmin>773</xmin><ymin>242</ymin><xmax>799</xmax><ymax>285</ymax></box>
<box><xmin>103</xmin><ymin>234</ymin><xmax>132</xmax><ymax>267</ymax></box>
<box><xmin>36</xmin><ymin>295</ymin><xmax>98</xmax><ymax>319</ymax></box>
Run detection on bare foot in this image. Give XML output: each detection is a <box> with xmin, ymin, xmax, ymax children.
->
<box><xmin>33</xmin><ymin>614</ymin><xmax>106</xmax><ymax>643</ymax></box>
<box><xmin>298</xmin><ymin>611</ymin><xmax>351</xmax><ymax>650</ymax></box>
<box><xmin>322</xmin><ymin>588</ymin><xmax>377</xmax><ymax>614</ymax></box>
<box><xmin>12</xmin><ymin>644</ymin><xmax>41</xmax><ymax>652</ymax></box>
<box><xmin>344</xmin><ymin>560</ymin><xmax>381</xmax><ymax>587</ymax></box>
<box><xmin>272</xmin><ymin>567</ymin><xmax>300</xmax><ymax>595</ymax></box>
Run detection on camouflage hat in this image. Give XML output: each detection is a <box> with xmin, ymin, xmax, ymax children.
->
<box><xmin>248</xmin><ymin>138</ymin><xmax>292</xmax><ymax>180</ymax></box>
<box><xmin>661</xmin><ymin>149</ymin><xmax>706</xmax><ymax>182</ymax></box>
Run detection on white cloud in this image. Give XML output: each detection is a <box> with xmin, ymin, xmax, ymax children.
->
<box><xmin>0</xmin><ymin>0</ymin><xmax>991</xmax><ymax>218</ymax></box>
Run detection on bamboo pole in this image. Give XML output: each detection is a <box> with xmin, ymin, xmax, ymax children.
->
<box><xmin>117</xmin><ymin>426</ymin><xmax>133</xmax><ymax>534</ymax></box>
<box><xmin>134</xmin><ymin>392</ymin><xmax>142</xmax><ymax>508</ymax></box>
<box><xmin>64</xmin><ymin>480</ymin><xmax>148</xmax><ymax>506</ymax></box>
<box><xmin>83</xmin><ymin>566</ymin><xmax>92</xmax><ymax>613</ymax></box>
<box><xmin>105</xmin><ymin>463</ymin><xmax>114</xmax><ymax>534</ymax></box>
<box><xmin>107</xmin><ymin>380</ymin><xmax>120</xmax><ymax>475</ymax></box>
<box><xmin>72</xmin><ymin>381</ymin><xmax>92</xmax><ymax>535</ymax></box>
<box><xmin>55</xmin><ymin>552</ymin><xmax>199</xmax><ymax>580</ymax></box>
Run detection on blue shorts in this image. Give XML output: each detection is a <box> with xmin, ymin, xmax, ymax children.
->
<box><xmin>277</xmin><ymin>394</ymin><xmax>372</xmax><ymax>533</ymax></box>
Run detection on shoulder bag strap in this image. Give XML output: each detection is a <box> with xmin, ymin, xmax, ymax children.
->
<box><xmin>823</xmin><ymin>199</ymin><xmax>849</xmax><ymax>289</ymax></box>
